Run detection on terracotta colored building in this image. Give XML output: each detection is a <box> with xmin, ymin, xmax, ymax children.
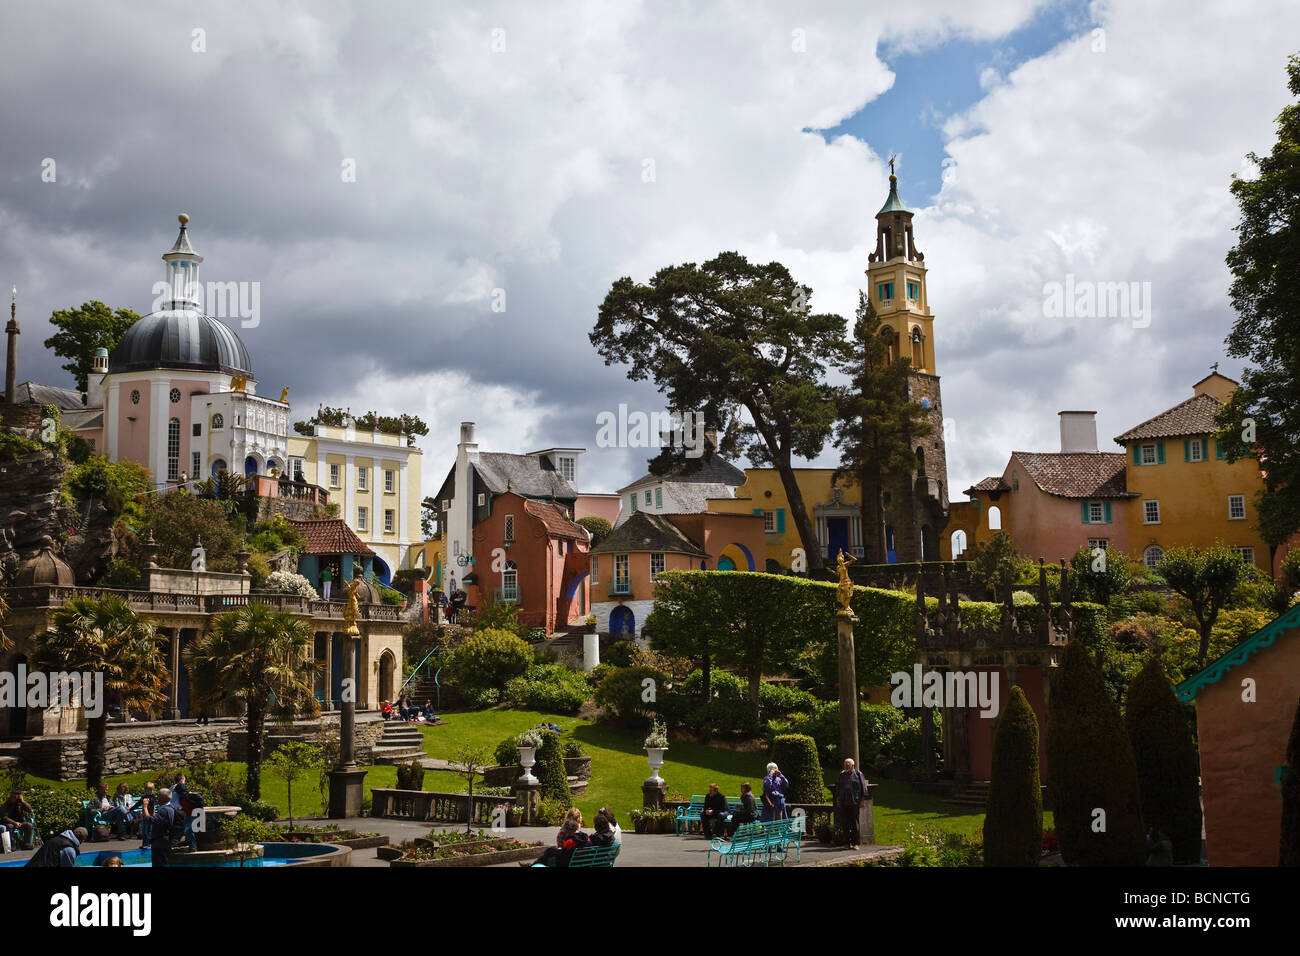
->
<box><xmin>1177</xmin><ymin>606</ymin><xmax>1300</xmax><ymax>866</ymax></box>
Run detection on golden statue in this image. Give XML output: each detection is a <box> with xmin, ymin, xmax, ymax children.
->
<box><xmin>342</xmin><ymin>576</ymin><xmax>363</xmax><ymax>636</ymax></box>
<box><xmin>280</xmin><ymin>386</ymin><xmax>289</xmax><ymax>402</ymax></box>
<box><xmin>835</xmin><ymin>549</ymin><xmax>855</xmax><ymax>617</ymax></box>
<box><xmin>229</xmin><ymin>375</ymin><xmax>247</xmax><ymax>392</ymax></box>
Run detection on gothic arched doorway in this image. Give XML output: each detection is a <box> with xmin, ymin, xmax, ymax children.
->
<box><xmin>379</xmin><ymin>650</ymin><xmax>396</xmax><ymax>703</ymax></box>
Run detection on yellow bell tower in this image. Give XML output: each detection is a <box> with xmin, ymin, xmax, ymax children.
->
<box><xmin>865</xmin><ymin>162</ymin><xmax>935</xmax><ymax>373</ymax></box>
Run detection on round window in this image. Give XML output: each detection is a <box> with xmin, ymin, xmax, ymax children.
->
<box><xmin>130</xmin><ymin>389</ymin><xmax>140</xmax><ymax>405</ymax></box>
<box><xmin>170</xmin><ymin>388</ymin><xmax>181</xmax><ymax>404</ymax></box>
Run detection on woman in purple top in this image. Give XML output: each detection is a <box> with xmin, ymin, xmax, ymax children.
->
<box><xmin>761</xmin><ymin>762</ymin><xmax>789</xmax><ymax>822</ymax></box>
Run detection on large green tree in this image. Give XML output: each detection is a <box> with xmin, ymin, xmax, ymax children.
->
<box><xmin>1215</xmin><ymin>56</ymin><xmax>1300</xmax><ymax>554</ymax></box>
<box><xmin>36</xmin><ymin>595</ymin><xmax>168</xmax><ymax>791</ymax></box>
<box><xmin>832</xmin><ymin>293</ymin><xmax>932</xmax><ymax>563</ymax></box>
<box><xmin>1125</xmin><ymin>659</ymin><xmax>1203</xmax><ymax>864</ymax></box>
<box><xmin>187</xmin><ymin>603</ymin><xmax>320</xmax><ymax>799</ymax></box>
<box><xmin>142</xmin><ymin>489</ymin><xmax>242</xmax><ymax>571</ymax></box>
<box><xmin>984</xmin><ymin>685</ymin><xmax>1043</xmax><ymax>867</ymax></box>
<box><xmin>44</xmin><ymin>301</ymin><xmax>139</xmax><ymax>392</ymax></box>
<box><xmin>1157</xmin><ymin>545</ymin><xmax>1250</xmax><ymax>668</ymax></box>
<box><xmin>591</xmin><ymin>252</ymin><xmax>847</xmax><ymax>570</ymax></box>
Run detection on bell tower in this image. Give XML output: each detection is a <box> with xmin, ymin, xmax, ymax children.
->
<box><xmin>866</xmin><ymin>161</ymin><xmax>935</xmax><ymax>374</ymax></box>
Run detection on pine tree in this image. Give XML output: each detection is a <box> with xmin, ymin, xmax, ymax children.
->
<box><xmin>984</xmin><ymin>685</ymin><xmax>1043</xmax><ymax>867</ymax></box>
<box><xmin>1281</xmin><ymin>695</ymin><xmax>1300</xmax><ymax>866</ymax></box>
<box><xmin>1216</xmin><ymin>56</ymin><xmax>1300</xmax><ymax>555</ymax></box>
<box><xmin>1046</xmin><ymin>641</ymin><xmax>1146</xmax><ymax>865</ymax></box>
<box><xmin>831</xmin><ymin>292</ymin><xmax>931</xmax><ymax>563</ymax></box>
<box><xmin>1125</xmin><ymin>659</ymin><xmax>1203</xmax><ymax>864</ymax></box>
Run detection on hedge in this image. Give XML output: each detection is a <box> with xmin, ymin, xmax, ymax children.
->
<box><xmin>25</xmin><ymin>787</ymin><xmax>88</xmax><ymax>837</ymax></box>
<box><xmin>983</xmin><ymin>685</ymin><xmax>1042</xmax><ymax>867</ymax></box>
<box><xmin>502</xmin><ymin>663</ymin><xmax>591</xmax><ymax>714</ymax></box>
<box><xmin>593</xmin><ymin>665</ymin><xmax>668</xmax><ymax>725</ymax></box>
<box><xmin>771</xmin><ymin>734</ymin><xmax>827</xmax><ymax>803</ymax></box>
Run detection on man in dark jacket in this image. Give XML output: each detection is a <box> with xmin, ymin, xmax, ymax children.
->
<box><xmin>24</xmin><ymin>826</ymin><xmax>87</xmax><ymax>867</ymax></box>
<box><xmin>151</xmin><ymin>788</ymin><xmax>178</xmax><ymax>868</ymax></box>
<box><xmin>700</xmin><ymin>783</ymin><xmax>729</xmax><ymax>839</ymax></box>
<box><xmin>726</xmin><ymin>782</ymin><xmax>759</xmax><ymax>837</ymax></box>
<box><xmin>835</xmin><ymin>758</ymin><xmax>869</xmax><ymax>850</ymax></box>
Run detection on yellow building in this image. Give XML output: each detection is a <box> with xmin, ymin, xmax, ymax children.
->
<box><xmin>287</xmin><ymin>421</ymin><xmax>423</xmax><ymax>583</ymax></box>
<box><xmin>1115</xmin><ymin>372</ymin><xmax>1267</xmax><ymax>572</ymax></box>
<box><xmin>709</xmin><ymin>468</ymin><xmax>864</xmax><ymax>569</ymax></box>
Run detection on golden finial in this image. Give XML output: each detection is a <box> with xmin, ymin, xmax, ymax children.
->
<box><xmin>280</xmin><ymin>385</ymin><xmax>289</xmax><ymax>403</ymax></box>
<box><xmin>178</xmin><ymin>213</ymin><xmax>190</xmax><ymax>225</ymax></box>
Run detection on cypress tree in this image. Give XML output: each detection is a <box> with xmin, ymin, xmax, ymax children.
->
<box><xmin>1046</xmin><ymin>641</ymin><xmax>1145</xmax><ymax>865</ymax></box>
<box><xmin>1281</xmin><ymin>696</ymin><xmax>1300</xmax><ymax>866</ymax></box>
<box><xmin>1125</xmin><ymin>658</ymin><xmax>1203</xmax><ymax>863</ymax></box>
<box><xmin>534</xmin><ymin>730</ymin><xmax>571</xmax><ymax>803</ymax></box>
<box><xmin>984</xmin><ymin>685</ymin><xmax>1042</xmax><ymax>867</ymax></box>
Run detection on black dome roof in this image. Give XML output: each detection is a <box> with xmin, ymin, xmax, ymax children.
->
<box><xmin>109</xmin><ymin>309</ymin><xmax>253</xmax><ymax>376</ymax></box>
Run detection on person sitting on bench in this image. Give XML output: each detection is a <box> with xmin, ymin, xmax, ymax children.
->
<box><xmin>727</xmin><ymin>782</ymin><xmax>759</xmax><ymax>836</ymax></box>
<box><xmin>700</xmin><ymin>783</ymin><xmax>729</xmax><ymax>839</ymax></box>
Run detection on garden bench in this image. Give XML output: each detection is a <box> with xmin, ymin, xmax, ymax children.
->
<box><xmin>706</xmin><ymin>819</ymin><xmax>802</xmax><ymax>867</ymax></box>
<box><xmin>569</xmin><ymin>843</ymin><xmax>620</xmax><ymax>867</ymax></box>
<box><xmin>675</xmin><ymin>795</ymin><xmax>749</xmax><ymax>835</ymax></box>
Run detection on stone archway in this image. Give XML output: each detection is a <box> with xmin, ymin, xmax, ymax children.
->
<box><xmin>378</xmin><ymin>650</ymin><xmax>396</xmax><ymax>703</ymax></box>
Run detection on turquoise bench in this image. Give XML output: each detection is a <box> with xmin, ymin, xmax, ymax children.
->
<box><xmin>675</xmin><ymin>796</ymin><xmax>748</xmax><ymax>835</ymax></box>
<box><xmin>569</xmin><ymin>843</ymin><xmax>620</xmax><ymax>867</ymax></box>
<box><xmin>707</xmin><ymin>819</ymin><xmax>803</xmax><ymax>867</ymax></box>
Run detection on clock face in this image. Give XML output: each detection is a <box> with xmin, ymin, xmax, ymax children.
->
<box><xmin>131</xmin><ymin>390</ymin><xmax>140</xmax><ymax>405</ymax></box>
<box><xmin>170</xmin><ymin>388</ymin><xmax>181</xmax><ymax>404</ymax></box>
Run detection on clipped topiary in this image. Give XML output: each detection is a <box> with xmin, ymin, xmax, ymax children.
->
<box><xmin>396</xmin><ymin>759</ymin><xmax>425</xmax><ymax>791</ymax></box>
<box><xmin>1046</xmin><ymin>641</ymin><xmax>1145</xmax><ymax>866</ymax></box>
<box><xmin>1125</xmin><ymin>658</ymin><xmax>1203</xmax><ymax>864</ymax></box>
<box><xmin>1282</xmin><ymin>695</ymin><xmax>1300</xmax><ymax>867</ymax></box>
<box><xmin>771</xmin><ymin>733</ymin><xmax>825</xmax><ymax>804</ymax></box>
<box><xmin>984</xmin><ymin>685</ymin><xmax>1042</xmax><ymax>867</ymax></box>
<box><xmin>534</xmin><ymin>729</ymin><xmax>571</xmax><ymax>803</ymax></box>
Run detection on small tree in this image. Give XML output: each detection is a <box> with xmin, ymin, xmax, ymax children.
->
<box><xmin>534</xmin><ymin>729</ymin><xmax>571</xmax><ymax>803</ymax></box>
<box><xmin>223</xmin><ymin>813</ymin><xmax>278</xmax><ymax>867</ymax></box>
<box><xmin>970</xmin><ymin>532</ymin><xmax>1024</xmax><ymax>599</ymax></box>
<box><xmin>984</xmin><ymin>685</ymin><xmax>1042</xmax><ymax>867</ymax></box>
<box><xmin>453</xmin><ymin>744</ymin><xmax>492</xmax><ymax>834</ymax></box>
<box><xmin>1281</xmin><ymin>695</ymin><xmax>1300</xmax><ymax>867</ymax></box>
<box><xmin>1157</xmin><ymin>545</ymin><xmax>1250</xmax><ymax>668</ymax></box>
<box><xmin>576</xmin><ymin>516</ymin><xmax>612</xmax><ymax>546</ymax></box>
<box><xmin>1045</xmin><ymin>641</ymin><xmax>1145</xmax><ymax>866</ymax></box>
<box><xmin>1125</xmin><ymin>659</ymin><xmax>1202</xmax><ymax>864</ymax></box>
<box><xmin>1070</xmin><ymin>545</ymin><xmax>1132</xmax><ymax>607</ymax></box>
<box><xmin>264</xmin><ymin>741</ymin><xmax>323</xmax><ymax>830</ymax></box>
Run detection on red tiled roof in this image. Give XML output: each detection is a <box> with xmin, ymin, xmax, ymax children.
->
<box><xmin>1010</xmin><ymin>451</ymin><xmax>1132</xmax><ymax>499</ymax></box>
<box><xmin>1114</xmin><ymin>393</ymin><xmax>1222</xmax><ymax>442</ymax></box>
<box><xmin>523</xmin><ymin>499</ymin><xmax>587</xmax><ymax>540</ymax></box>
<box><xmin>288</xmin><ymin>519</ymin><xmax>375</xmax><ymax>556</ymax></box>
<box><xmin>966</xmin><ymin>476</ymin><xmax>1010</xmax><ymax>494</ymax></box>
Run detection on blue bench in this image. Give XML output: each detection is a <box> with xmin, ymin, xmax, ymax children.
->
<box><xmin>707</xmin><ymin>819</ymin><xmax>803</xmax><ymax>867</ymax></box>
<box><xmin>675</xmin><ymin>796</ymin><xmax>748</xmax><ymax>835</ymax></box>
<box><xmin>569</xmin><ymin>843</ymin><xmax>620</xmax><ymax>867</ymax></box>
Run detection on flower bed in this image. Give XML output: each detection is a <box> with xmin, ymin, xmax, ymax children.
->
<box><xmin>388</xmin><ymin>839</ymin><xmax>543</xmax><ymax>867</ymax></box>
<box><xmin>280</xmin><ymin>829</ymin><xmax>387</xmax><ymax>850</ymax></box>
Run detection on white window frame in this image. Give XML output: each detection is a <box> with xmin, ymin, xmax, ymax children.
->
<box><xmin>1088</xmin><ymin>538</ymin><xmax>1108</xmax><ymax>551</ymax></box>
<box><xmin>614</xmin><ymin>554</ymin><xmax>630</xmax><ymax>594</ymax></box>
<box><xmin>559</xmin><ymin>456</ymin><xmax>575</xmax><ymax>483</ymax></box>
<box><xmin>501</xmin><ymin>561</ymin><xmax>519</xmax><ymax>603</ymax></box>
<box><xmin>1144</xmin><ymin>545</ymin><xmax>1164</xmax><ymax>568</ymax></box>
<box><xmin>385</xmin><ymin>469</ymin><xmax>395</xmax><ymax>493</ymax></box>
<box><xmin>504</xmin><ymin>514</ymin><xmax>515</xmax><ymax>541</ymax></box>
<box><xmin>1190</xmin><ymin>439</ymin><xmax>1204</xmax><ymax>462</ymax></box>
<box><xmin>384</xmin><ymin>509</ymin><xmax>394</xmax><ymax>533</ymax></box>
<box><xmin>1143</xmin><ymin>500</ymin><xmax>1161</xmax><ymax>524</ymax></box>
<box><xmin>1088</xmin><ymin>501</ymin><xmax>1104</xmax><ymax>524</ymax></box>
<box><xmin>167</xmin><ymin>418</ymin><xmax>180</xmax><ymax>481</ymax></box>
<box><xmin>590</xmin><ymin>556</ymin><xmax>599</xmax><ymax>585</ymax></box>
<box><xmin>1228</xmin><ymin>495</ymin><xmax>1246</xmax><ymax>520</ymax></box>
<box><xmin>357</xmin><ymin>467</ymin><xmax>367</xmax><ymax>491</ymax></box>
<box><xmin>191</xmin><ymin>452</ymin><xmax>201</xmax><ymax>481</ymax></box>
<box><xmin>357</xmin><ymin>506</ymin><xmax>368</xmax><ymax>532</ymax></box>
<box><xmin>763</xmin><ymin>511</ymin><xmax>776</xmax><ymax>533</ymax></box>
<box><xmin>289</xmin><ymin>457</ymin><xmax>305</xmax><ymax>481</ymax></box>
<box><xmin>1140</xmin><ymin>443</ymin><xmax>1156</xmax><ymax>465</ymax></box>
<box><xmin>650</xmin><ymin>552</ymin><xmax>666</xmax><ymax>577</ymax></box>
<box><xmin>1233</xmin><ymin>546</ymin><xmax>1256</xmax><ymax>566</ymax></box>
<box><xmin>477</xmin><ymin>493</ymin><xmax>486</xmax><ymax>507</ymax></box>
<box><xmin>329</xmin><ymin>463</ymin><xmax>341</xmax><ymax>488</ymax></box>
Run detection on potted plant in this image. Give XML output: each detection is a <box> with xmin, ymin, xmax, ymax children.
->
<box><xmin>584</xmin><ymin>615</ymin><xmax>597</xmax><ymax>633</ymax></box>
<box><xmin>629</xmin><ymin>807</ymin><xmax>651</xmax><ymax>834</ymax></box>
<box><xmin>516</xmin><ymin>731</ymin><xmax>543</xmax><ymax>785</ymax></box>
<box><xmin>644</xmin><ymin>720</ymin><xmax>669</xmax><ymax>783</ymax></box>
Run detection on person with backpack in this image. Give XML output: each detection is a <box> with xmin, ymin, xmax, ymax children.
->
<box><xmin>151</xmin><ymin>788</ymin><xmax>179</xmax><ymax>868</ymax></box>
<box><xmin>24</xmin><ymin>826</ymin><xmax>87</xmax><ymax>867</ymax></box>
<box><xmin>171</xmin><ymin>773</ymin><xmax>204</xmax><ymax>849</ymax></box>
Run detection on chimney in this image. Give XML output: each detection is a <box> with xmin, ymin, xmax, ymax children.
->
<box><xmin>460</xmin><ymin>421</ymin><xmax>476</xmax><ymax>445</ymax></box>
<box><xmin>85</xmin><ymin>347</ymin><xmax>109</xmax><ymax>409</ymax></box>
<box><xmin>4</xmin><ymin>287</ymin><xmax>18</xmax><ymax>405</ymax></box>
<box><xmin>1059</xmin><ymin>411</ymin><xmax>1098</xmax><ymax>453</ymax></box>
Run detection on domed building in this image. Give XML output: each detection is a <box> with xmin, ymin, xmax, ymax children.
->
<box><xmin>78</xmin><ymin>216</ymin><xmax>291</xmax><ymax>486</ymax></box>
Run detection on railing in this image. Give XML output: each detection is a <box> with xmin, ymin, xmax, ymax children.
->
<box><xmin>3</xmin><ymin>585</ymin><xmax>403</xmax><ymax>621</ymax></box>
<box><xmin>398</xmin><ymin>645</ymin><xmax>441</xmax><ymax>701</ymax></box>
<box><xmin>370</xmin><ymin>789</ymin><xmax>508</xmax><ymax>825</ymax></box>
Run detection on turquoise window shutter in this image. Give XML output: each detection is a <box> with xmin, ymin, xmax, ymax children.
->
<box><xmin>776</xmin><ymin>509</ymin><xmax>786</xmax><ymax>533</ymax></box>
<box><xmin>1081</xmin><ymin>501</ymin><xmax>1091</xmax><ymax>524</ymax></box>
<box><xmin>1215</xmin><ymin>439</ymin><xmax>1224</xmax><ymax>460</ymax></box>
<box><xmin>1132</xmin><ymin>444</ymin><xmax>1141</xmax><ymax>466</ymax></box>
<box><xmin>1157</xmin><ymin>442</ymin><xmax>1166</xmax><ymax>464</ymax></box>
<box><xmin>1104</xmin><ymin>501</ymin><xmax>1112</xmax><ymax>523</ymax></box>
<box><xmin>753</xmin><ymin>508</ymin><xmax>763</xmax><ymax>518</ymax></box>
<box><xmin>1183</xmin><ymin>440</ymin><xmax>1190</xmax><ymax>462</ymax></box>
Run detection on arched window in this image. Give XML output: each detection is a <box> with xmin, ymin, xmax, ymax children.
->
<box><xmin>501</xmin><ymin>560</ymin><xmax>518</xmax><ymax>603</ymax></box>
<box><xmin>211</xmin><ymin>413</ymin><xmax>224</xmax><ymax>429</ymax></box>
<box><xmin>1144</xmin><ymin>545</ymin><xmax>1164</xmax><ymax>568</ymax></box>
<box><xmin>988</xmin><ymin>505</ymin><xmax>1002</xmax><ymax>531</ymax></box>
<box><xmin>915</xmin><ymin>446</ymin><xmax>926</xmax><ymax>474</ymax></box>
<box><xmin>167</xmin><ymin>418</ymin><xmax>180</xmax><ymax>481</ymax></box>
<box><xmin>950</xmin><ymin>529</ymin><xmax>968</xmax><ymax>558</ymax></box>
<box><xmin>911</xmin><ymin>327</ymin><xmax>924</xmax><ymax>368</ymax></box>
<box><xmin>210</xmin><ymin>458</ymin><xmax>227</xmax><ymax>478</ymax></box>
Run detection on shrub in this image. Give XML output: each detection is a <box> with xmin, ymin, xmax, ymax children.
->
<box><xmin>25</xmin><ymin>787</ymin><xmax>87</xmax><ymax>837</ymax></box>
<box><xmin>396</xmin><ymin>760</ymin><xmax>426</xmax><ymax>791</ymax></box>
<box><xmin>771</xmin><ymin>734</ymin><xmax>825</xmax><ymax>803</ymax></box>
<box><xmin>787</xmin><ymin>701</ymin><xmax>921</xmax><ymax>771</ymax></box>
<box><xmin>604</xmin><ymin>640</ymin><xmax>638</xmax><ymax>668</ymax></box>
<box><xmin>577</xmin><ymin>515</ymin><xmax>612</xmax><ymax>546</ymax></box>
<box><xmin>502</xmin><ymin>663</ymin><xmax>590</xmax><ymax>714</ymax></box>
<box><xmin>493</xmin><ymin>737</ymin><xmax>520</xmax><ymax>768</ymax></box>
<box><xmin>534</xmin><ymin>730</ymin><xmax>571</xmax><ymax>803</ymax></box>
<box><xmin>662</xmin><ymin>668</ymin><xmax>755</xmax><ymax>735</ymax></box>
<box><xmin>593</xmin><ymin>665</ymin><xmax>668</xmax><ymax>725</ymax></box>
<box><xmin>984</xmin><ymin>685</ymin><xmax>1042</xmax><ymax>867</ymax></box>
<box><xmin>470</xmin><ymin>598</ymin><xmax>528</xmax><ymax>638</ymax></box>
<box><xmin>563</xmin><ymin>739</ymin><xmax>587</xmax><ymax>759</ymax></box>
<box><xmin>98</xmin><ymin>558</ymin><xmax>141</xmax><ymax>590</ymax></box>
<box><xmin>245</xmin><ymin>552</ymin><xmax>272</xmax><ymax>589</ymax></box>
<box><xmin>536</xmin><ymin>798</ymin><xmax>567</xmax><ymax>827</ymax></box>
<box><xmin>1125</xmin><ymin>659</ymin><xmax>1202</xmax><ymax>864</ymax></box>
<box><xmin>447</xmin><ymin>628</ymin><xmax>534</xmax><ymax>691</ymax></box>
<box><xmin>64</xmin><ymin>455</ymin><xmax>151</xmax><ymax>516</ymax></box>
<box><xmin>237</xmin><ymin>799</ymin><xmax>280</xmax><ymax>821</ymax></box>
<box><xmin>261</xmin><ymin>570</ymin><xmax>319</xmax><ymax>600</ymax></box>
<box><xmin>460</xmin><ymin>685</ymin><xmax>501</xmax><ymax>710</ymax></box>
<box><xmin>758</xmin><ymin>681</ymin><xmax>820</xmax><ymax>717</ymax></box>
<box><xmin>1046</xmin><ymin>641</ymin><xmax>1145</xmax><ymax>866</ymax></box>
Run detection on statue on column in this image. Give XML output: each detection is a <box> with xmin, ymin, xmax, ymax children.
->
<box><xmin>835</xmin><ymin>550</ymin><xmax>856</xmax><ymax>617</ymax></box>
<box><xmin>342</xmin><ymin>576</ymin><xmax>363</xmax><ymax>636</ymax></box>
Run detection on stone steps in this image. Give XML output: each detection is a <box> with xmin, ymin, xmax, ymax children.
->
<box><xmin>371</xmin><ymin>722</ymin><xmax>427</xmax><ymax>765</ymax></box>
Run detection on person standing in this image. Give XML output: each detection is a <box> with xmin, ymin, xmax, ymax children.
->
<box><xmin>151</xmin><ymin>788</ymin><xmax>177</xmax><ymax>868</ymax></box>
<box><xmin>835</xmin><ymin>758</ymin><xmax>869</xmax><ymax>850</ymax></box>
<box><xmin>136</xmin><ymin>782</ymin><xmax>157</xmax><ymax>849</ymax></box>
<box><xmin>700</xmin><ymin>783</ymin><xmax>729</xmax><ymax>839</ymax></box>
<box><xmin>321</xmin><ymin>566</ymin><xmax>333</xmax><ymax>600</ymax></box>
<box><xmin>761</xmin><ymin>763</ymin><xmax>789</xmax><ymax>823</ymax></box>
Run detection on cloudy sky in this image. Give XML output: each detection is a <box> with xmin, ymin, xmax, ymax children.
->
<box><xmin>2</xmin><ymin>0</ymin><xmax>1297</xmax><ymax>503</ymax></box>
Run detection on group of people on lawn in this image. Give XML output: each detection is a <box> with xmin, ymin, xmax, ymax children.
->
<box><xmin>697</xmin><ymin>757</ymin><xmax>870</xmax><ymax>849</ymax></box>
<box><xmin>380</xmin><ymin>695</ymin><xmax>438</xmax><ymax>723</ymax></box>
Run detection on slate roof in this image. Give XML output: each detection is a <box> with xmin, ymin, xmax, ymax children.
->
<box><xmin>589</xmin><ymin>513</ymin><xmax>708</xmax><ymax>557</ymax></box>
<box><xmin>474</xmin><ymin>452</ymin><xmax>577</xmax><ymax>499</ymax></box>
<box><xmin>1114</xmin><ymin>393</ymin><xmax>1222</xmax><ymax>443</ymax></box>
<box><xmin>966</xmin><ymin>476</ymin><xmax>1010</xmax><ymax>494</ymax></box>
<box><xmin>523</xmin><ymin>499</ymin><xmax>586</xmax><ymax>540</ymax></box>
<box><xmin>288</xmin><ymin>518</ymin><xmax>375</xmax><ymax>556</ymax></box>
<box><xmin>9</xmin><ymin>381</ymin><xmax>86</xmax><ymax>410</ymax></box>
<box><xmin>1010</xmin><ymin>451</ymin><xmax>1132</xmax><ymax>499</ymax></box>
<box><xmin>620</xmin><ymin>454</ymin><xmax>746</xmax><ymax>493</ymax></box>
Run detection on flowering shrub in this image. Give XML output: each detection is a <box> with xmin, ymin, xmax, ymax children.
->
<box><xmin>261</xmin><ymin>570</ymin><xmax>319</xmax><ymax>600</ymax></box>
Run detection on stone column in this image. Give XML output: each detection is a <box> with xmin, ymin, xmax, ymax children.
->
<box><xmin>921</xmin><ymin>705</ymin><xmax>936</xmax><ymax>779</ymax></box>
<box><xmin>836</xmin><ymin>612</ymin><xmax>860</xmax><ymax>769</ymax></box>
<box><xmin>166</xmin><ymin>629</ymin><xmax>181</xmax><ymax>720</ymax></box>
<box><xmin>327</xmin><ymin>629</ymin><xmax>366</xmax><ymax>818</ymax></box>
<box><xmin>323</xmin><ymin>633</ymin><xmax>334</xmax><ymax>711</ymax></box>
<box><xmin>642</xmin><ymin>779</ymin><xmax>667</xmax><ymax>809</ymax></box>
<box><xmin>516</xmin><ymin>780</ymin><xmax>541</xmax><ymax>825</ymax></box>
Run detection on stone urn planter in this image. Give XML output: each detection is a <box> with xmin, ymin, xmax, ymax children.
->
<box><xmin>645</xmin><ymin>747</ymin><xmax>667</xmax><ymax>784</ymax></box>
<box><xmin>194</xmin><ymin>806</ymin><xmax>244</xmax><ymax>851</ymax></box>
<box><xmin>563</xmin><ymin>755</ymin><xmax>592</xmax><ymax>780</ymax></box>
<box><xmin>517</xmin><ymin>746</ymin><xmax>539</xmax><ymax>785</ymax></box>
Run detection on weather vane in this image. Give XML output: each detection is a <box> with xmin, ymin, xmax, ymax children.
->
<box><xmin>889</xmin><ymin>154</ymin><xmax>896</xmax><ymax>176</ymax></box>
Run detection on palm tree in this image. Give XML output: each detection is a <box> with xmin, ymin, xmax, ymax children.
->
<box><xmin>36</xmin><ymin>595</ymin><xmax>168</xmax><ymax>791</ymax></box>
<box><xmin>188</xmin><ymin>603</ymin><xmax>321</xmax><ymax>799</ymax></box>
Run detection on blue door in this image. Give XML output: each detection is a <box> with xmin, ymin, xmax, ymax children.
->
<box><xmin>610</xmin><ymin>605</ymin><xmax>635</xmax><ymax>636</ymax></box>
<box><xmin>886</xmin><ymin>525</ymin><xmax>897</xmax><ymax>564</ymax></box>
<box><xmin>827</xmin><ymin>518</ymin><xmax>849</xmax><ymax>561</ymax></box>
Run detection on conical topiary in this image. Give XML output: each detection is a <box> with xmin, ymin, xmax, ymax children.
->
<box><xmin>1046</xmin><ymin>641</ymin><xmax>1145</xmax><ymax>865</ymax></box>
<box><xmin>984</xmin><ymin>685</ymin><xmax>1042</xmax><ymax>866</ymax></box>
<box><xmin>534</xmin><ymin>729</ymin><xmax>571</xmax><ymax>803</ymax></box>
<box><xmin>1281</xmin><ymin>696</ymin><xmax>1300</xmax><ymax>866</ymax></box>
<box><xmin>1125</xmin><ymin>658</ymin><xmax>1202</xmax><ymax>863</ymax></box>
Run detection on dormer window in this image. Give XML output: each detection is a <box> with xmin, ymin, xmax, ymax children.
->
<box><xmin>558</xmin><ymin>456</ymin><xmax>575</xmax><ymax>483</ymax></box>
